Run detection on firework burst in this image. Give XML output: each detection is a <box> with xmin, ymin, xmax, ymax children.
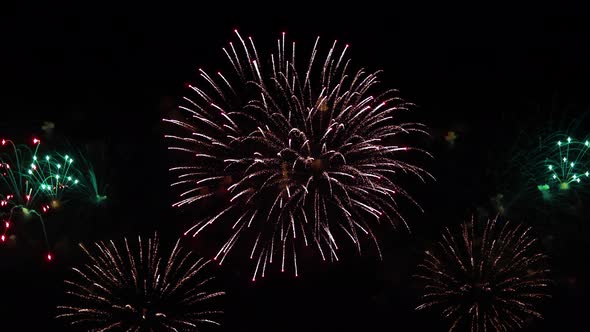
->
<box><xmin>494</xmin><ymin>131</ymin><xmax>590</xmax><ymax>218</ymax></box>
<box><xmin>56</xmin><ymin>234</ymin><xmax>225</xmax><ymax>331</ymax></box>
<box><xmin>165</xmin><ymin>30</ymin><xmax>431</xmax><ymax>280</ymax></box>
<box><xmin>486</xmin><ymin>111</ymin><xmax>590</xmax><ymax>218</ymax></box>
<box><xmin>536</xmin><ymin>135</ymin><xmax>590</xmax><ymax>195</ymax></box>
<box><xmin>415</xmin><ymin>217</ymin><xmax>551</xmax><ymax>331</ymax></box>
<box><xmin>0</xmin><ymin>138</ymin><xmax>81</xmax><ymax>208</ymax></box>
<box><xmin>0</xmin><ymin>138</ymin><xmax>86</xmax><ymax>259</ymax></box>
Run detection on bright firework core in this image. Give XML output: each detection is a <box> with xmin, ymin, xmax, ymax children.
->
<box><xmin>166</xmin><ymin>31</ymin><xmax>432</xmax><ymax>280</ymax></box>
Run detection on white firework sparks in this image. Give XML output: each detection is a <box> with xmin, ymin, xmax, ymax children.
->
<box><xmin>56</xmin><ymin>234</ymin><xmax>224</xmax><ymax>331</ymax></box>
<box><xmin>165</xmin><ymin>30</ymin><xmax>432</xmax><ymax>280</ymax></box>
<box><xmin>415</xmin><ymin>217</ymin><xmax>551</xmax><ymax>332</ymax></box>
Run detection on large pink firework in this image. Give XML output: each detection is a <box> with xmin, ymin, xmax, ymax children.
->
<box><xmin>165</xmin><ymin>30</ymin><xmax>431</xmax><ymax>280</ymax></box>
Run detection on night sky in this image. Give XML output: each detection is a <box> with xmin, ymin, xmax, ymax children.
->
<box><xmin>1</xmin><ymin>3</ymin><xmax>589</xmax><ymax>331</ymax></box>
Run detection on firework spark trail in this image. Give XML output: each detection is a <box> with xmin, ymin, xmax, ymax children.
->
<box><xmin>166</xmin><ymin>30</ymin><xmax>432</xmax><ymax>280</ymax></box>
<box><xmin>415</xmin><ymin>217</ymin><xmax>551</xmax><ymax>332</ymax></box>
<box><xmin>57</xmin><ymin>234</ymin><xmax>224</xmax><ymax>331</ymax></box>
<box><xmin>68</xmin><ymin>145</ymin><xmax>109</xmax><ymax>205</ymax></box>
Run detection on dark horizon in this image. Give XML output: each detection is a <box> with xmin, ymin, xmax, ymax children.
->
<box><xmin>1</xmin><ymin>4</ymin><xmax>589</xmax><ymax>331</ymax></box>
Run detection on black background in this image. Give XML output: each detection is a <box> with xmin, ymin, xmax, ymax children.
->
<box><xmin>1</xmin><ymin>3</ymin><xmax>589</xmax><ymax>331</ymax></box>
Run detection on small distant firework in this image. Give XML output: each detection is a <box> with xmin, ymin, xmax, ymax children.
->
<box><xmin>165</xmin><ymin>30</ymin><xmax>431</xmax><ymax>280</ymax></box>
<box><xmin>0</xmin><ymin>137</ymin><xmax>99</xmax><ymax>260</ymax></box>
<box><xmin>444</xmin><ymin>131</ymin><xmax>458</xmax><ymax>146</ymax></box>
<box><xmin>504</xmin><ymin>132</ymin><xmax>590</xmax><ymax>214</ymax></box>
<box><xmin>41</xmin><ymin>121</ymin><xmax>56</xmax><ymax>134</ymax></box>
<box><xmin>57</xmin><ymin>234</ymin><xmax>225</xmax><ymax>331</ymax></box>
<box><xmin>415</xmin><ymin>217</ymin><xmax>551</xmax><ymax>331</ymax></box>
<box><xmin>537</xmin><ymin>135</ymin><xmax>590</xmax><ymax>195</ymax></box>
<box><xmin>487</xmin><ymin>112</ymin><xmax>590</xmax><ymax>218</ymax></box>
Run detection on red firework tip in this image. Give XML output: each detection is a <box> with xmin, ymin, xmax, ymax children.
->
<box><xmin>47</xmin><ymin>253</ymin><xmax>52</xmax><ymax>261</ymax></box>
<box><xmin>5</xmin><ymin>221</ymin><xmax>9</xmax><ymax>228</ymax></box>
<box><xmin>1</xmin><ymin>235</ymin><xmax>4</xmax><ymax>242</ymax></box>
<box><xmin>184</xmin><ymin>82</ymin><xmax>192</xmax><ymax>89</ymax></box>
<box><xmin>1</xmin><ymin>139</ymin><xmax>5</xmax><ymax>145</ymax></box>
<box><xmin>33</xmin><ymin>138</ymin><xmax>40</xmax><ymax>144</ymax></box>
